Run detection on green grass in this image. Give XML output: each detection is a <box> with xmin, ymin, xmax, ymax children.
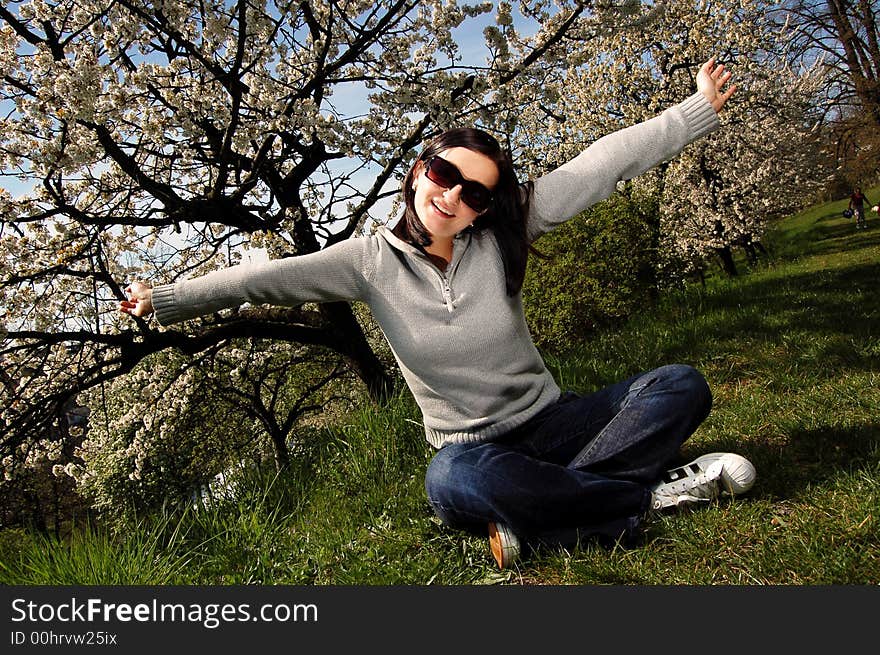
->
<box><xmin>0</xmin><ymin>511</ymin><xmax>200</xmax><ymax>585</ymax></box>
<box><xmin>1</xmin><ymin>191</ymin><xmax>878</xmax><ymax>585</ymax></box>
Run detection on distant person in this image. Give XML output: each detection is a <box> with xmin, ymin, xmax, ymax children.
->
<box><xmin>848</xmin><ymin>187</ymin><xmax>872</xmax><ymax>230</ymax></box>
<box><xmin>119</xmin><ymin>59</ymin><xmax>755</xmax><ymax>569</ymax></box>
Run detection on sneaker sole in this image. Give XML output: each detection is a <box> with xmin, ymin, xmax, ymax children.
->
<box><xmin>488</xmin><ymin>522</ymin><xmax>519</xmax><ymax>569</ymax></box>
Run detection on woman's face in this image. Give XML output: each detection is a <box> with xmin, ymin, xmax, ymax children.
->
<box><xmin>412</xmin><ymin>146</ymin><xmax>499</xmax><ymax>245</ymax></box>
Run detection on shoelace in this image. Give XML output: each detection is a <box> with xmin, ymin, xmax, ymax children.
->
<box><xmin>652</xmin><ymin>460</ymin><xmax>724</xmax><ymax>509</ymax></box>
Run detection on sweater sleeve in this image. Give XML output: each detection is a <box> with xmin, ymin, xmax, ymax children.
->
<box><xmin>151</xmin><ymin>236</ymin><xmax>373</xmax><ymax>326</ymax></box>
<box><xmin>526</xmin><ymin>92</ymin><xmax>720</xmax><ymax>242</ymax></box>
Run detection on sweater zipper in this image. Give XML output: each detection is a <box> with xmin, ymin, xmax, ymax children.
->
<box><xmin>439</xmin><ymin>274</ymin><xmax>454</xmax><ymax>313</ymax></box>
<box><xmin>427</xmin><ymin>235</ymin><xmax>464</xmax><ymax>313</ymax></box>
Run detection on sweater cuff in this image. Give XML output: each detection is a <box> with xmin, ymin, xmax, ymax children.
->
<box><xmin>678</xmin><ymin>92</ymin><xmax>720</xmax><ymax>141</ymax></box>
<box><xmin>151</xmin><ymin>283</ymin><xmax>181</xmax><ymax>327</ymax></box>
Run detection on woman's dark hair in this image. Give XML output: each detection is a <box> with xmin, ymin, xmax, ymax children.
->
<box><xmin>394</xmin><ymin>127</ymin><xmax>533</xmax><ymax>296</ymax></box>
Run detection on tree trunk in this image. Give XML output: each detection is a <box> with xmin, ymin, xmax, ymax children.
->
<box><xmin>267</xmin><ymin>429</ymin><xmax>291</xmax><ymax>471</ymax></box>
<box><xmin>714</xmin><ymin>246</ymin><xmax>739</xmax><ymax>276</ymax></box>
<box><xmin>829</xmin><ymin>0</ymin><xmax>880</xmax><ymax>128</ymax></box>
<box><xmin>320</xmin><ymin>302</ymin><xmax>395</xmax><ymax>403</ymax></box>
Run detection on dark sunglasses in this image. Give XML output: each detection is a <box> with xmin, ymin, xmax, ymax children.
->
<box><xmin>423</xmin><ymin>156</ymin><xmax>493</xmax><ymax>213</ymax></box>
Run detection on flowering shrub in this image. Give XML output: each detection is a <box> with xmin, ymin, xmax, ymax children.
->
<box><xmin>523</xmin><ymin>193</ymin><xmax>658</xmax><ymax>352</ymax></box>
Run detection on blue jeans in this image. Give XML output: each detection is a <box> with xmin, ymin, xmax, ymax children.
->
<box><xmin>424</xmin><ymin>364</ymin><xmax>712</xmax><ymax>550</ymax></box>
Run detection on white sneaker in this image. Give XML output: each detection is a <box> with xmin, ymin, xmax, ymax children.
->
<box><xmin>488</xmin><ymin>522</ymin><xmax>520</xmax><ymax>569</ymax></box>
<box><xmin>651</xmin><ymin>452</ymin><xmax>755</xmax><ymax>510</ymax></box>
<box><xmin>694</xmin><ymin>452</ymin><xmax>757</xmax><ymax>495</ymax></box>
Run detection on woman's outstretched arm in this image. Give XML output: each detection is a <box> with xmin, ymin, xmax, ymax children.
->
<box><xmin>118</xmin><ymin>236</ymin><xmax>374</xmax><ymax>326</ymax></box>
<box><xmin>527</xmin><ymin>57</ymin><xmax>736</xmax><ymax>241</ymax></box>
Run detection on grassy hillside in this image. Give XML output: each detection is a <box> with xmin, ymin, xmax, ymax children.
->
<box><xmin>2</xmin><ymin>191</ymin><xmax>878</xmax><ymax>585</ymax></box>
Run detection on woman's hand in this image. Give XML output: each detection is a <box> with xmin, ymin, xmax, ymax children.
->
<box><xmin>119</xmin><ymin>281</ymin><xmax>154</xmax><ymax>318</ymax></box>
<box><xmin>697</xmin><ymin>57</ymin><xmax>737</xmax><ymax>113</ymax></box>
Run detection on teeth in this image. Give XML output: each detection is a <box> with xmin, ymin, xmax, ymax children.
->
<box><xmin>432</xmin><ymin>201</ymin><xmax>453</xmax><ymax>217</ymax></box>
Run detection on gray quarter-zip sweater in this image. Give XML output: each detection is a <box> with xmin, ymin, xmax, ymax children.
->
<box><xmin>152</xmin><ymin>93</ymin><xmax>719</xmax><ymax>449</ymax></box>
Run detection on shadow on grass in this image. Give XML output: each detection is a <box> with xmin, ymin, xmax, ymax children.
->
<box><xmin>615</xmin><ymin>216</ymin><xmax>880</xmax><ymax>509</ymax></box>
<box><xmin>711</xmin><ymin>422</ymin><xmax>880</xmax><ymax>502</ymax></box>
<box><xmin>770</xmin><ymin>210</ymin><xmax>880</xmax><ymax>260</ymax></box>
<box><xmin>656</xmin><ymin>259</ymin><xmax>880</xmax><ymax>382</ymax></box>
<box><xmin>807</xmin><ymin>221</ymin><xmax>880</xmax><ymax>253</ymax></box>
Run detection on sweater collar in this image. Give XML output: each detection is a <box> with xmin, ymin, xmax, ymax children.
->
<box><xmin>376</xmin><ymin>224</ymin><xmax>472</xmax><ymax>270</ymax></box>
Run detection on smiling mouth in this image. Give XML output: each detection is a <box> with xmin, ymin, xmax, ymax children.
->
<box><xmin>432</xmin><ymin>200</ymin><xmax>455</xmax><ymax>217</ymax></box>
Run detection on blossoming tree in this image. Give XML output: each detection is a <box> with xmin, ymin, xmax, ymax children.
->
<box><xmin>508</xmin><ymin>0</ymin><xmax>834</xmax><ymax>279</ymax></box>
<box><xmin>1</xmin><ymin>0</ymin><xmax>612</xmax><ymax>517</ymax></box>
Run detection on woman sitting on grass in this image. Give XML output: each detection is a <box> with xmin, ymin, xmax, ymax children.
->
<box><xmin>121</xmin><ymin>57</ymin><xmax>755</xmax><ymax>569</ymax></box>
